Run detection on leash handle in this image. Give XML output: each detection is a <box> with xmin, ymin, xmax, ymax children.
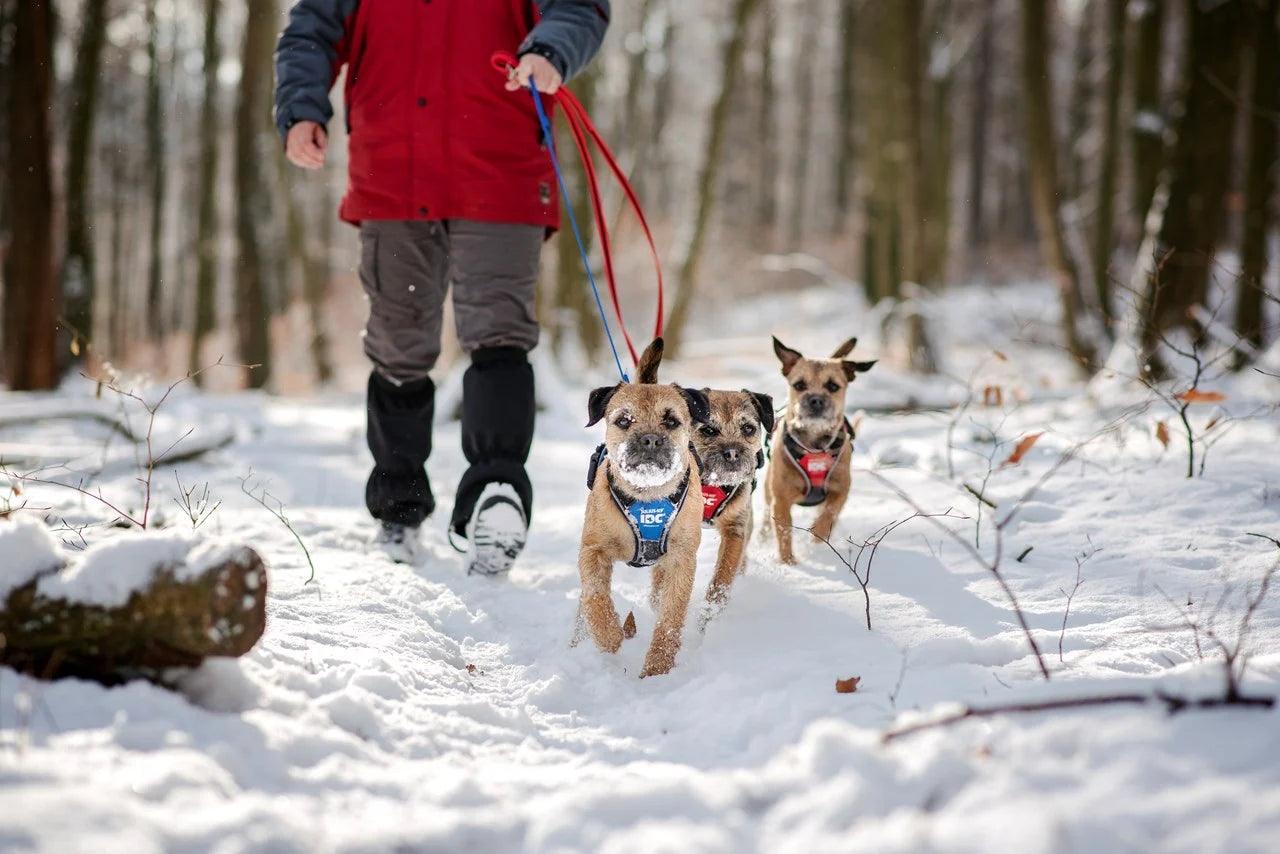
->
<box><xmin>492</xmin><ymin>51</ymin><xmax>664</xmax><ymax>376</ymax></box>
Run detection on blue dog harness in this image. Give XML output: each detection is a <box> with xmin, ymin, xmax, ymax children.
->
<box><xmin>587</xmin><ymin>443</ymin><xmax>692</xmax><ymax>568</ymax></box>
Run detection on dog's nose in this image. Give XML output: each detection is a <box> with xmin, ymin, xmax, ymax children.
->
<box><xmin>721</xmin><ymin>446</ymin><xmax>744</xmax><ymax>462</ymax></box>
<box><xmin>804</xmin><ymin>394</ymin><xmax>828</xmax><ymax>413</ymax></box>
<box><xmin>636</xmin><ymin>432</ymin><xmax>668</xmax><ymax>450</ymax></box>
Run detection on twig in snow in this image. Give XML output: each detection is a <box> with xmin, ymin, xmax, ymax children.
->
<box><xmin>240</xmin><ymin>471</ymin><xmax>317</xmax><ymax>584</ymax></box>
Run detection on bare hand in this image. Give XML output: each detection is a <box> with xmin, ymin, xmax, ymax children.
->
<box><xmin>286</xmin><ymin>120</ymin><xmax>328</xmax><ymax>170</ymax></box>
<box><xmin>505</xmin><ymin>53</ymin><xmax>563</xmax><ymax>95</ymax></box>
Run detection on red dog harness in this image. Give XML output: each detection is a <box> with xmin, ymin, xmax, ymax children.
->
<box><xmin>700</xmin><ymin>483</ymin><xmax>743</xmax><ymax>526</ymax></box>
<box><xmin>780</xmin><ymin>420</ymin><xmax>851</xmax><ymax>507</ymax></box>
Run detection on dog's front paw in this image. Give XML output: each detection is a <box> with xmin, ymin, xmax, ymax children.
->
<box><xmin>639</xmin><ymin>655</ymin><xmax>674</xmax><ymax>678</ymax></box>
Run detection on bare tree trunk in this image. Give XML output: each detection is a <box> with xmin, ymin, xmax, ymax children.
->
<box><xmin>1091</xmin><ymin>0</ymin><xmax>1125</xmax><ymax>334</ymax></box>
<box><xmin>786</xmin><ymin>10</ymin><xmax>818</xmax><ymax>249</ymax></box>
<box><xmin>1139</xmin><ymin>0</ymin><xmax>1244</xmax><ymax>375</ymax></box>
<box><xmin>967</xmin><ymin>0</ymin><xmax>995</xmax><ymax>252</ymax></box>
<box><xmin>1234</xmin><ymin>0</ymin><xmax>1279</xmax><ymax>363</ymax></box>
<box><xmin>754</xmin><ymin>0</ymin><xmax>777</xmax><ymax>243</ymax></box>
<box><xmin>62</xmin><ymin>0</ymin><xmax>109</xmax><ymax>354</ymax></box>
<box><xmin>553</xmin><ymin>64</ymin><xmax>603</xmax><ymax>359</ymax></box>
<box><xmin>858</xmin><ymin>0</ymin><xmax>900</xmax><ymax>305</ymax></box>
<box><xmin>1130</xmin><ymin>0</ymin><xmax>1165</xmax><ymax>237</ymax></box>
<box><xmin>664</xmin><ymin>0</ymin><xmax>762</xmax><ymax>354</ymax></box>
<box><xmin>191</xmin><ymin>0</ymin><xmax>221</xmax><ymax>380</ymax></box>
<box><xmin>1065</xmin><ymin>0</ymin><xmax>1095</xmax><ymax>202</ymax></box>
<box><xmin>235</xmin><ymin>0</ymin><xmax>277</xmax><ymax>388</ymax></box>
<box><xmin>1020</xmin><ymin>0</ymin><xmax>1096</xmax><ymax>373</ymax></box>
<box><xmin>3</xmin><ymin>0</ymin><xmax>58</xmax><ymax>391</ymax></box>
<box><xmin>894</xmin><ymin>0</ymin><xmax>939</xmax><ymax>374</ymax></box>
<box><xmin>833</xmin><ymin>0</ymin><xmax>857</xmax><ymax>230</ymax></box>
<box><xmin>145</xmin><ymin>0</ymin><xmax>167</xmax><ymax>338</ymax></box>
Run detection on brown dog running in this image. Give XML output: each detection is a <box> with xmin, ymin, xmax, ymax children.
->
<box><xmin>762</xmin><ymin>336</ymin><xmax>876</xmax><ymax>564</ymax></box>
<box><xmin>577</xmin><ymin>338</ymin><xmax>710</xmax><ymax>677</ymax></box>
<box><xmin>691</xmin><ymin>389</ymin><xmax>774</xmax><ymax>622</ymax></box>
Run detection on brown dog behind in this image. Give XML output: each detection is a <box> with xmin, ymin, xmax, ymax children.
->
<box><xmin>577</xmin><ymin>339</ymin><xmax>710</xmax><ymax>677</ymax></box>
<box><xmin>761</xmin><ymin>336</ymin><xmax>875</xmax><ymax>564</ymax></box>
<box><xmin>691</xmin><ymin>389</ymin><xmax>774</xmax><ymax>622</ymax></box>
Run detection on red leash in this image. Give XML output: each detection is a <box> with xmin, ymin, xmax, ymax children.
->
<box><xmin>491</xmin><ymin>52</ymin><xmax>663</xmax><ymax>366</ymax></box>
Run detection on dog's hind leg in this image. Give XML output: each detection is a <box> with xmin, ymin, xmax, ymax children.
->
<box><xmin>578</xmin><ymin>546</ymin><xmax>624</xmax><ymax>654</ymax></box>
<box><xmin>772</xmin><ymin>500</ymin><xmax>797</xmax><ymax>564</ymax></box>
<box><xmin>641</xmin><ymin>553</ymin><xmax>695</xmax><ymax>677</ymax></box>
<box><xmin>649</xmin><ymin>564</ymin><xmax>665</xmax><ymax>611</ymax></box>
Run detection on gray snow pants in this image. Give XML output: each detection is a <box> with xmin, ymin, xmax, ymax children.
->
<box><xmin>359</xmin><ymin>219</ymin><xmax>543</xmax><ymax>380</ymax></box>
<box><xmin>358</xmin><ymin>219</ymin><xmax>543</xmax><ymax>534</ymax></box>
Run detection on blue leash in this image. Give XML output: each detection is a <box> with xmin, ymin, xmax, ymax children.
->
<box><xmin>528</xmin><ymin>86</ymin><xmax>630</xmax><ymax>383</ymax></box>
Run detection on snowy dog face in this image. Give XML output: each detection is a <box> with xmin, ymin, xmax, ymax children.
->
<box><xmin>692</xmin><ymin>390</ymin><xmax>774</xmax><ymax>487</ymax></box>
<box><xmin>773</xmin><ymin>336</ymin><xmax>875</xmax><ymax>434</ymax></box>
<box><xmin>586</xmin><ymin>339</ymin><xmax>710</xmax><ymax>493</ymax></box>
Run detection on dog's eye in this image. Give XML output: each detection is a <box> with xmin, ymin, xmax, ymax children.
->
<box><xmin>741</xmin><ymin>423</ymin><xmax>756</xmax><ymax>437</ymax></box>
<box><xmin>662</xmin><ymin>415</ymin><xmax>681</xmax><ymax>431</ymax></box>
<box><xmin>824</xmin><ymin>379</ymin><xmax>841</xmax><ymax>393</ymax></box>
<box><xmin>792</xmin><ymin>380</ymin><xmax>807</xmax><ymax>392</ymax></box>
<box><xmin>614</xmin><ymin>414</ymin><xmax>634</xmax><ymax>429</ymax></box>
<box><xmin>699</xmin><ymin>425</ymin><xmax>719</xmax><ymax>438</ymax></box>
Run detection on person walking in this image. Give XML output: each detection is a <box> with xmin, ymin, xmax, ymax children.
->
<box><xmin>275</xmin><ymin>0</ymin><xmax>611</xmax><ymax>572</ymax></box>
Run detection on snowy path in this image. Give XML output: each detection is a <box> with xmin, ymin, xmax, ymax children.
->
<box><xmin>4</xmin><ymin>283</ymin><xmax>1280</xmax><ymax>851</ymax></box>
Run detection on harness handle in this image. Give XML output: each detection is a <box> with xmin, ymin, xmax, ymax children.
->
<box><xmin>492</xmin><ymin>51</ymin><xmax>664</xmax><ymax>375</ymax></box>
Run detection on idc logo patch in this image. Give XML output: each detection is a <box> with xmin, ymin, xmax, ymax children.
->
<box><xmin>628</xmin><ymin>499</ymin><xmax>675</xmax><ymax>540</ymax></box>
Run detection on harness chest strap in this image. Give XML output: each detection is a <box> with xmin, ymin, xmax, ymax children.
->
<box><xmin>700</xmin><ymin>483</ymin><xmax>742</xmax><ymax>526</ymax></box>
<box><xmin>780</xmin><ymin>421</ymin><xmax>850</xmax><ymax>507</ymax></box>
<box><xmin>606</xmin><ymin>467</ymin><xmax>691</xmax><ymax>567</ymax></box>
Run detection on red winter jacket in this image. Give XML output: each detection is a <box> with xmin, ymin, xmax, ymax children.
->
<box><xmin>275</xmin><ymin>0</ymin><xmax>610</xmax><ymax>229</ymax></box>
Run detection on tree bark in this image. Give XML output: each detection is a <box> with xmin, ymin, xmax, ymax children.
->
<box><xmin>1091</xmin><ymin>0</ymin><xmax>1126</xmax><ymax>333</ymax></box>
<box><xmin>1234</xmin><ymin>0</ymin><xmax>1279</xmax><ymax>362</ymax></box>
<box><xmin>191</xmin><ymin>0</ymin><xmax>222</xmax><ymax>381</ymax></box>
<box><xmin>895</xmin><ymin>0</ymin><xmax>939</xmax><ymax>374</ymax></box>
<box><xmin>1065</xmin><ymin>0</ymin><xmax>1095</xmax><ymax>202</ymax></box>
<box><xmin>1139</xmin><ymin>0</ymin><xmax>1245</xmax><ymax>374</ymax></box>
<box><xmin>553</xmin><ymin>64</ymin><xmax>603</xmax><ymax>359</ymax></box>
<box><xmin>664</xmin><ymin>0</ymin><xmax>762</xmax><ymax>354</ymax></box>
<box><xmin>3</xmin><ymin>0</ymin><xmax>58</xmax><ymax>391</ymax></box>
<box><xmin>1130</xmin><ymin>0</ymin><xmax>1165</xmax><ymax>238</ymax></box>
<box><xmin>967</xmin><ymin>0</ymin><xmax>995</xmax><ymax>251</ymax></box>
<box><xmin>0</xmin><ymin>547</ymin><xmax>267</xmax><ymax>684</ymax></box>
<box><xmin>754</xmin><ymin>0</ymin><xmax>777</xmax><ymax>243</ymax></box>
<box><xmin>833</xmin><ymin>0</ymin><xmax>857</xmax><ymax>230</ymax></box>
<box><xmin>786</xmin><ymin>10</ymin><xmax>818</xmax><ymax>249</ymax></box>
<box><xmin>62</xmin><ymin>0</ymin><xmax>110</xmax><ymax>355</ymax></box>
<box><xmin>145</xmin><ymin>0</ymin><xmax>167</xmax><ymax>338</ymax></box>
<box><xmin>235</xmin><ymin>0</ymin><xmax>278</xmax><ymax>389</ymax></box>
<box><xmin>1020</xmin><ymin>0</ymin><xmax>1095</xmax><ymax>373</ymax></box>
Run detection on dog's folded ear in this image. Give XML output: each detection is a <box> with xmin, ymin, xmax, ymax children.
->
<box><xmin>636</xmin><ymin>337</ymin><xmax>664</xmax><ymax>384</ymax></box>
<box><xmin>772</xmin><ymin>337</ymin><xmax>803</xmax><ymax>376</ymax></box>
<box><xmin>587</xmin><ymin>384</ymin><xmax>621</xmax><ymax>426</ymax></box>
<box><xmin>841</xmin><ymin>359</ymin><xmax>878</xmax><ymax>381</ymax></box>
<box><xmin>676</xmin><ymin>385</ymin><xmax>711</xmax><ymax>424</ymax></box>
<box><xmin>831</xmin><ymin>337</ymin><xmax>858</xmax><ymax>359</ymax></box>
<box><xmin>745</xmin><ymin>389</ymin><xmax>775</xmax><ymax>434</ymax></box>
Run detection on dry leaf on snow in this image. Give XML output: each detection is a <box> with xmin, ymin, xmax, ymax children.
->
<box><xmin>1002</xmin><ymin>432</ymin><xmax>1044</xmax><ymax>466</ymax></box>
<box><xmin>1175</xmin><ymin>389</ymin><xmax>1227</xmax><ymax>403</ymax></box>
<box><xmin>1155</xmin><ymin>422</ymin><xmax>1170</xmax><ymax>448</ymax></box>
<box><xmin>835</xmin><ymin>676</ymin><xmax>861</xmax><ymax>694</ymax></box>
<box><xmin>623</xmin><ymin>611</ymin><xmax>637</xmax><ymax>639</ymax></box>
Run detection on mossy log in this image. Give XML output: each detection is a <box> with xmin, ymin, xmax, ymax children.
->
<box><xmin>0</xmin><ymin>546</ymin><xmax>266</xmax><ymax>683</ymax></box>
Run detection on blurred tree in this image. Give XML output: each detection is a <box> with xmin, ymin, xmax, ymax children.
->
<box><xmin>665</xmin><ymin>0</ymin><xmax>762</xmax><ymax>354</ymax></box>
<box><xmin>1129</xmin><ymin>0</ymin><xmax>1165</xmax><ymax>239</ymax></box>
<box><xmin>1091</xmin><ymin>0</ymin><xmax>1125</xmax><ymax>333</ymax></box>
<box><xmin>1021</xmin><ymin>0</ymin><xmax>1095</xmax><ymax>372</ymax></box>
<box><xmin>833</xmin><ymin>0</ymin><xmax>857</xmax><ymax>231</ymax></box>
<box><xmin>786</xmin><ymin>10</ymin><xmax>818</xmax><ymax>249</ymax></box>
<box><xmin>966</xmin><ymin>0</ymin><xmax>995</xmax><ymax>252</ymax></box>
<box><xmin>3</xmin><ymin>0</ymin><xmax>58</xmax><ymax>390</ymax></box>
<box><xmin>1234</xmin><ymin>0</ymin><xmax>1279</xmax><ymax>363</ymax></box>
<box><xmin>754</xmin><ymin>0</ymin><xmax>777</xmax><ymax>244</ymax></box>
<box><xmin>1139</xmin><ymin>0</ymin><xmax>1244</xmax><ymax>376</ymax></box>
<box><xmin>1065</xmin><ymin>0</ymin><xmax>1095</xmax><ymax>202</ymax></box>
<box><xmin>63</xmin><ymin>0</ymin><xmax>109</xmax><ymax>355</ymax></box>
<box><xmin>145</xmin><ymin>0</ymin><xmax>167</xmax><ymax>337</ymax></box>
<box><xmin>191</xmin><ymin>0</ymin><xmax>221</xmax><ymax>380</ymax></box>
<box><xmin>235</xmin><ymin>0</ymin><xmax>277</xmax><ymax>388</ymax></box>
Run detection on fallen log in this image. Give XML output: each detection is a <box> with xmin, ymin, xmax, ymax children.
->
<box><xmin>0</xmin><ymin>520</ymin><xmax>267</xmax><ymax>683</ymax></box>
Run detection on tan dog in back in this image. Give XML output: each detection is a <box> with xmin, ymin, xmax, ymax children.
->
<box><xmin>762</xmin><ymin>336</ymin><xmax>876</xmax><ymax>564</ymax></box>
<box><xmin>577</xmin><ymin>339</ymin><xmax>710</xmax><ymax>677</ymax></box>
<box><xmin>691</xmin><ymin>389</ymin><xmax>773</xmax><ymax>621</ymax></box>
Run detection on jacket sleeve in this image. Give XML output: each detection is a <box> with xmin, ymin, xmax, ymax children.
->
<box><xmin>274</xmin><ymin>0</ymin><xmax>357</xmax><ymax>143</ymax></box>
<box><xmin>521</xmin><ymin>0</ymin><xmax>611</xmax><ymax>83</ymax></box>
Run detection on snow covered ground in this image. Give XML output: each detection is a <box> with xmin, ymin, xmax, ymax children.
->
<box><xmin>3</xmin><ymin>280</ymin><xmax>1280</xmax><ymax>853</ymax></box>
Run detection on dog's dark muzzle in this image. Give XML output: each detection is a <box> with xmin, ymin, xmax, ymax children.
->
<box><xmin>625</xmin><ymin>432</ymin><xmax>675</xmax><ymax>466</ymax></box>
<box><xmin>803</xmin><ymin>394</ymin><xmax>833</xmax><ymax>417</ymax></box>
<box><xmin>701</xmin><ymin>441</ymin><xmax>755</xmax><ymax>482</ymax></box>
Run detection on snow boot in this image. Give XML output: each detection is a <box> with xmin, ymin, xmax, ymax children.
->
<box><xmin>373</xmin><ymin>521</ymin><xmax>424</xmax><ymax>565</ymax></box>
<box><xmin>466</xmin><ymin>482</ymin><xmax>528</xmax><ymax>576</ymax></box>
